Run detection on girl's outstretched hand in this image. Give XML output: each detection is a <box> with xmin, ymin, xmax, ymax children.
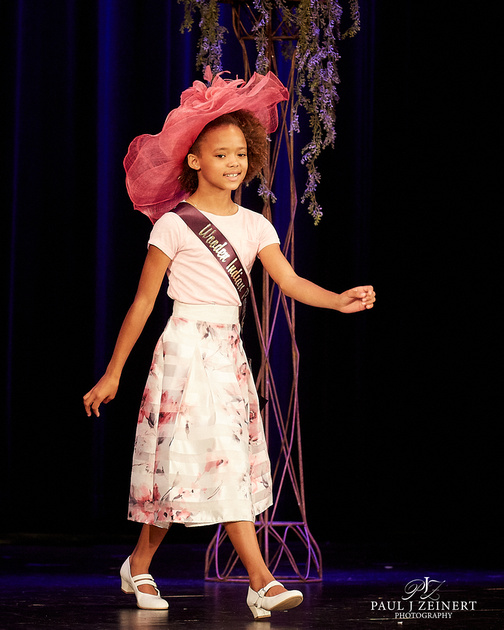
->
<box><xmin>83</xmin><ymin>374</ymin><xmax>120</xmax><ymax>417</ymax></box>
<box><xmin>338</xmin><ymin>286</ymin><xmax>376</xmax><ymax>314</ymax></box>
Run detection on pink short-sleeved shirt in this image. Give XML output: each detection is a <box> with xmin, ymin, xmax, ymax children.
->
<box><xmin>148</xmin><ymin>205</ymin><xmax>280</xmax><ymax>306</ymax></box>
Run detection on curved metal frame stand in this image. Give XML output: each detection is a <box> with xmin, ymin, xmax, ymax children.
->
<box><xmin>205</xmin><ymin>3</ymin><xmax>322</xmax><ymax>583</ymax></box>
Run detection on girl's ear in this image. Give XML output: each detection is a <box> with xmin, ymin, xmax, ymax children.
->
<box><xmin>187</xmin><ymin>153</ymin><xmax>201</xmax><ymax>171</ymax></box>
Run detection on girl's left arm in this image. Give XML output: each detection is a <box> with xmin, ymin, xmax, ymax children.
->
<box><xmin>258</xmin><ymin>243</ymin><xmax>375</xmax><ymax>314</ymax></box>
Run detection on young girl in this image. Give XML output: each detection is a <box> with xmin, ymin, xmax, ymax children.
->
<box><xmin>83</xmin><ymin>70</ymin><xmax>375</xmax><ymax>620</ymax></box>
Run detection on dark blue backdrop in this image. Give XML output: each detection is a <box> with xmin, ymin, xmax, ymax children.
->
<box><xmin>3</xmin><ymin>1</ymin><xmax>500</xmax><ymax>565</ymax></box>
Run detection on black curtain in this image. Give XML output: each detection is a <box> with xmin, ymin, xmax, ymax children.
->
<box><xmin>4</xmin><ymin>1</ymin><xmax>500</xmax><ymax>563</ymax></box>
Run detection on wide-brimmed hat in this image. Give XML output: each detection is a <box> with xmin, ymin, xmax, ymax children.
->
<box><xmin>123</xmin><ymin>69</ymin><xmax>289</xmax><ymax>223</ymax></box>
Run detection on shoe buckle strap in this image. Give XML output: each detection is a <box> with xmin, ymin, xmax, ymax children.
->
<box><xmin>133</xmin><ymin>579</ymin><xmax>160</xmax><ymax>596</ymax></box>
<box><xmin>257</xmin><ymin>580</ymin><xmax>283</xmax><ymax>601</ymax></box>
<box><xmin>133</xmin><ymin>574</ymin><xmax>158</xmax><ymax>588</ymax></box>
<box><xmin>132</xmin><ymin>573</ymin><xmax>154</xmax><ymax>582</ymax></box>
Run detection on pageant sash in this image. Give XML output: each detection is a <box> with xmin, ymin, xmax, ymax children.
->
<box><xmin>171</xmin><ymin>202</ymin><xmax>250</xmax><ymax>325</ymax></box>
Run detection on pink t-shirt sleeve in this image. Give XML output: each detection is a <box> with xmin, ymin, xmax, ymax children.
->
<box><xmin>256</xmin><ymin>215</ymin><xmax>280</xmax><ymax>253</ymax></box>
<box><xmin>147</xmin><ymin>212</ymin><xmax>185</xmax><ymax>260</ymax></box>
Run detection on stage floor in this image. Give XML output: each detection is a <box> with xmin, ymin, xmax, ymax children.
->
<box><xmin>1</xmin><ymin>540</ymin><xmax>502</xmax><ymax>629</ymax></box>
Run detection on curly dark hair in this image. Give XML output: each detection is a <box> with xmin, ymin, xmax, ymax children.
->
<box><xmin>178</xmin><ymin>109</ymin><xmax>269</xmax><ymax>194</ymax></box>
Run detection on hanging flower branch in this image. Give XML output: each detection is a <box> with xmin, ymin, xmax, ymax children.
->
<box><xmin>179</xmin><ymin>0</ymin><xmax>227</xmax><ymax>72</ymax></box>
<box><xmin>293</xmin><ymin>0</ymin><xmax>344</xmax><ymax>223</ymax></box>
<box><xmin>179</xmin><ymin>0</ymin><xmax>360</xmax><ymax>225</ymax></box>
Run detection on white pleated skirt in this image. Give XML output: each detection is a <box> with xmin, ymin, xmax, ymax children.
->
<box><xmin>127</xmin><ymin>301</ymin><xmax>272</xmax><ymax>528</ymax></box>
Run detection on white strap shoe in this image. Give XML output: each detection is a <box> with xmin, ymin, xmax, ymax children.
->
<box><xmin>246</xmin><ymin>580</ymin><xmax>303</xmax><ymax>619</ymax></box>
<box><xmin>120</xmin><ymin>557</ymin><xmax>168</xmax><ymax>610</ymax></box>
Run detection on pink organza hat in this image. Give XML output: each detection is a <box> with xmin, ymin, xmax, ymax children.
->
<box><xmin>124</xmin><ymin>68</ymin><xmax>289</xmax><ymax>223</ymax></box>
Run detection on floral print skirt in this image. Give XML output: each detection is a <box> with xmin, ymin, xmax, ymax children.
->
<box><xmin>128</xmin><ymin>301</ymin><xmax>272</xmax><ymax>528</ymax></box>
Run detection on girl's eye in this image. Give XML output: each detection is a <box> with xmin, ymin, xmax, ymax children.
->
<box><xmin>214</xmin><ymin>152</ymin><xmax>247</xmax><ymax>158</ymax></box>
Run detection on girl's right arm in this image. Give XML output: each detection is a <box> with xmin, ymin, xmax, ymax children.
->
<box><xmin>83</xmin><ymin>245</ymin><xmax>171</xmax><ymax>417</ymax></box>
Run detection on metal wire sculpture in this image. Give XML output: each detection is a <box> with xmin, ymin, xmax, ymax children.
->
<box><xmin>180</xmin><ymin>0</ymin><xmax>359</xmax><ymax>582</ymax></box>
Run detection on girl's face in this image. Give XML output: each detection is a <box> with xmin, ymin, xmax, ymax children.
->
<box><xmin>188</xmin><ymin>124</ymin><xmax>248</xmax><ymax>194</ymax></box>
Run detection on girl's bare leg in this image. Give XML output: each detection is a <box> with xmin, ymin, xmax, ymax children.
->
<box><xmin>224</xmin><ymin>521</ymin><xmax>286</xmax><ymax>596</ymax></box>
<box><xmin>129</xmin><ymin>523</ymin><xmax>170</xmax><ymax>594</ymax></box>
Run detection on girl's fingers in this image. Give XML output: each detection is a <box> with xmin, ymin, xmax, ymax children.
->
<box><xmin>83</xmin><ymin>392</ymin><xmax>101</xmax><ymax>417</ymax></box>
<box><xmin>361</xmin><ymin>287</ymin><xmax>376</xmax><ymax>308</ymax></box>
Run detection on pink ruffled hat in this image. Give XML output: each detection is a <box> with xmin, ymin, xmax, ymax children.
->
<box><xmin>123</xmin><ymin>68</ymin><xmax>289</xmax><ymax>223</ymax></box>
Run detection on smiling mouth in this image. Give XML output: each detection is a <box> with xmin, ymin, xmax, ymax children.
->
<box><xmin>224</xmin><ymin>173</ymin><xmax>240</xmax><ymax>178</ymax></box>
